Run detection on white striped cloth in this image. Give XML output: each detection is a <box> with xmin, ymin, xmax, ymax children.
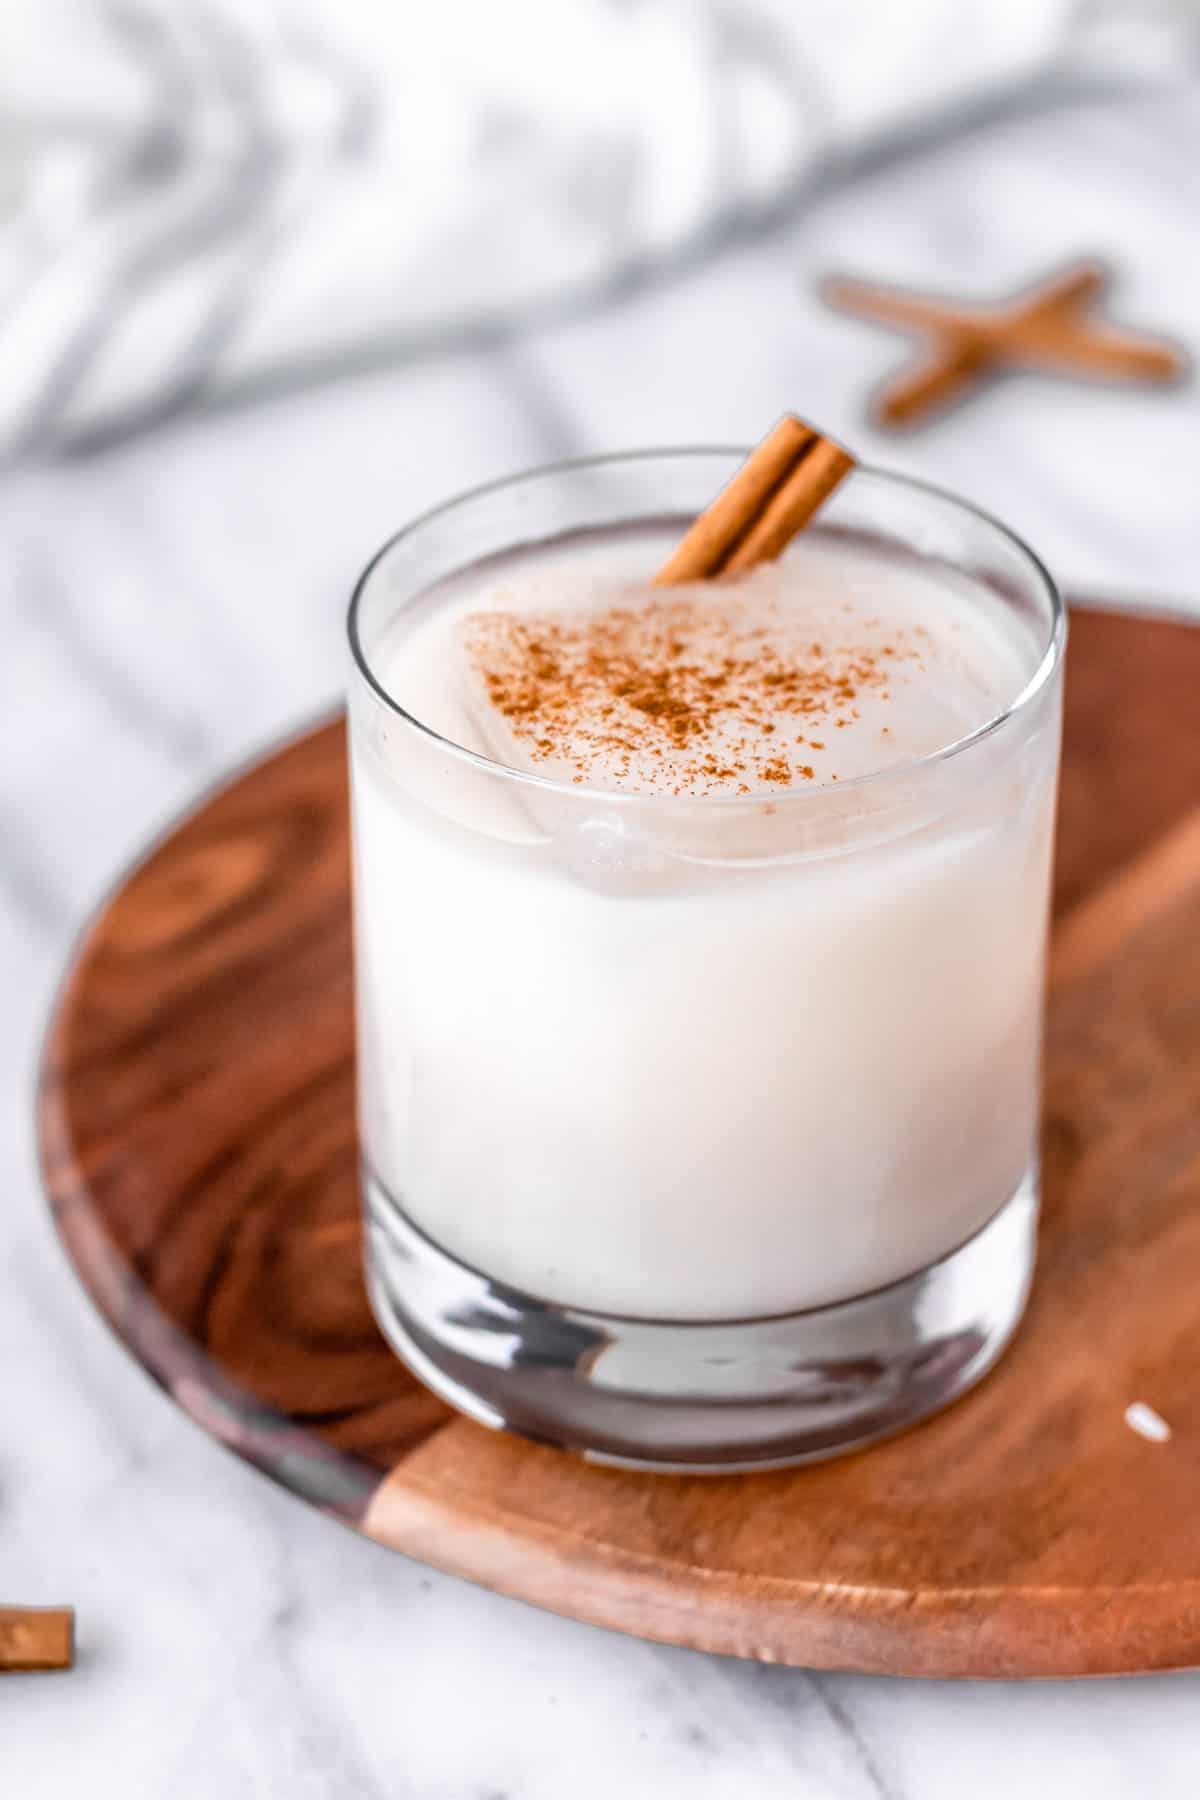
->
<box><xmin>0</xmin><ymin>0</ymin><xmax>1192</xmax><ymax>452</ymax></box>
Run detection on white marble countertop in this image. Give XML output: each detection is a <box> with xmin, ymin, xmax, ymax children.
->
<box><xmin>5</xmin><ymin>81</ymin><xmax>1200</xmax><ymax>1796</ymax></box>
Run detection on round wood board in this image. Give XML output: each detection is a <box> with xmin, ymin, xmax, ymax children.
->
<box><xmin>39</xmin><ymin>604</ymin><xmax>1200</xmax><ymax>1679</ymax></box>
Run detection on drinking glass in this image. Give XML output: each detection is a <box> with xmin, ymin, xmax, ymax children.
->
<box><xmin>347</xmin><ymin>452</ymin><xmax>1064</xmax><ymax>1469</ymax></box>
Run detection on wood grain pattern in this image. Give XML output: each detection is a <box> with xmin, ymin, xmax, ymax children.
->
<box><xmin>37</xmin><ymin>606</ymin><xmax>1200</xmax><ymax>1677</ymax></box>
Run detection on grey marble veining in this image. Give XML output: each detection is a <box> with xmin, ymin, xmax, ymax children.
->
<box><xmin>4</xmin><ymin>83</ymin><xmax>1200</xmax><ymax>1798</ymax></box>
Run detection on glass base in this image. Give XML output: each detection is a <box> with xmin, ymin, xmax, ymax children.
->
<box><xmin>363</xmin><ymin>1168</ymin><xmax>1038</xmax><ymax>1472</ymax></box>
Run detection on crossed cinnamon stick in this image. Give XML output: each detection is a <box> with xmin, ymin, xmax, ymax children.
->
<box><xmin>824</xmin><ymin>259</ymin><xmax>1186</xmax><ymax>428</ymax></box>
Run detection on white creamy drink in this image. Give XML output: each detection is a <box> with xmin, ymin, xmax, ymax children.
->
<box><xmin>350</xmin><ymin>524</ymin><xmax>1059</xmax><ymax>1320</ymax></box>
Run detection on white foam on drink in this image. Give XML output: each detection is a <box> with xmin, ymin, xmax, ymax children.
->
<box><xmin>378</xmin><ymin>527</ymin><xmax>1031</xmax><ymax>799</ymax></box>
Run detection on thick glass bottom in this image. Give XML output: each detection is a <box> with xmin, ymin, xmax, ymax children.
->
<box><xmin>363</xmin><ymin>1167</ymin><xmax>1038</xmax><ymax>1472</ymax></box>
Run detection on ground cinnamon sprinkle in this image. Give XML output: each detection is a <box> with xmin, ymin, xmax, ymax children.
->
<box><xmin>464</xmin><ymin>576</ymin><xmax>913</xmax><ymax>795</ymax></box>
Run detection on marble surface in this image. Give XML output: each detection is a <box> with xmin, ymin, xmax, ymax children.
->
<box><xmin>5</xmin><ymin>82</ymin><xmax>1200</xmax><ymax>1796</ymax></box>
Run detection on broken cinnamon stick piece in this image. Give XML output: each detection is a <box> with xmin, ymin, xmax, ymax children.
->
<box><xmin>655</xmin><ymin>415</ymin><xmax>854</xmax><ymax>585</ymax></box>
<box><xmin>0</xmin><ymin>1606</ymin><xmax>75</xmax><ymax>1672</ymax></box>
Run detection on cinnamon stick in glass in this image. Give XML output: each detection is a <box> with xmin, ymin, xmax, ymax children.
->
<box><xmin>655</xmin><ymin>414</ymin><xmax>854</xmax><ymax>585</ymax></box>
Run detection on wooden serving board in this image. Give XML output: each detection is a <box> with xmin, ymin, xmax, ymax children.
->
<box><xmin>38</xmin><ymin>605</ymin><xmax>1200</xmax><ymax>1679</ymax></box>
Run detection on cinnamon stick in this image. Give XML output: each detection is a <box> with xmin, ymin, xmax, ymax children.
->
<box><xmin>855</xmin><ymin>262</ymin><xmax>1108</xmax><ymax>427</ymax></box>
<box><xmin>823</xmin><ymin>259</ymin><xmax>1186</xmax><ymax>429</ymax></box>
<box><xmin>823</xmin><ymin>261</ymin><xmax>1106</xmax><ymax>341</ymax></box>
<box><xmin>723</xmin><ymin>436</ymin><xmax>855</xmax><ymax>572</ymax></box>
<box><xmin>0</xmin><ymin>1606</ymin><xmax>75</xmax><ymax>1672</ymax></box>
<box><xmin>654</xmin><ymin>415</ymin><xmax>854</xmax><ymax>585</ymax></box>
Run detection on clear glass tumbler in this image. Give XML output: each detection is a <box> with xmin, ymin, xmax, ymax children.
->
<box><xmin>347</xmin><ymin>452</ymin><xmax>1064</xmax><ymax>1470</ymax></box>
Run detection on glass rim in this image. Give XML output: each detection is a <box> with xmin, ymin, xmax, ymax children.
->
<box><xmin>346</xmin><ymin>448</ymin><xmax>1066</xmax><ymax>810</ymax></box>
